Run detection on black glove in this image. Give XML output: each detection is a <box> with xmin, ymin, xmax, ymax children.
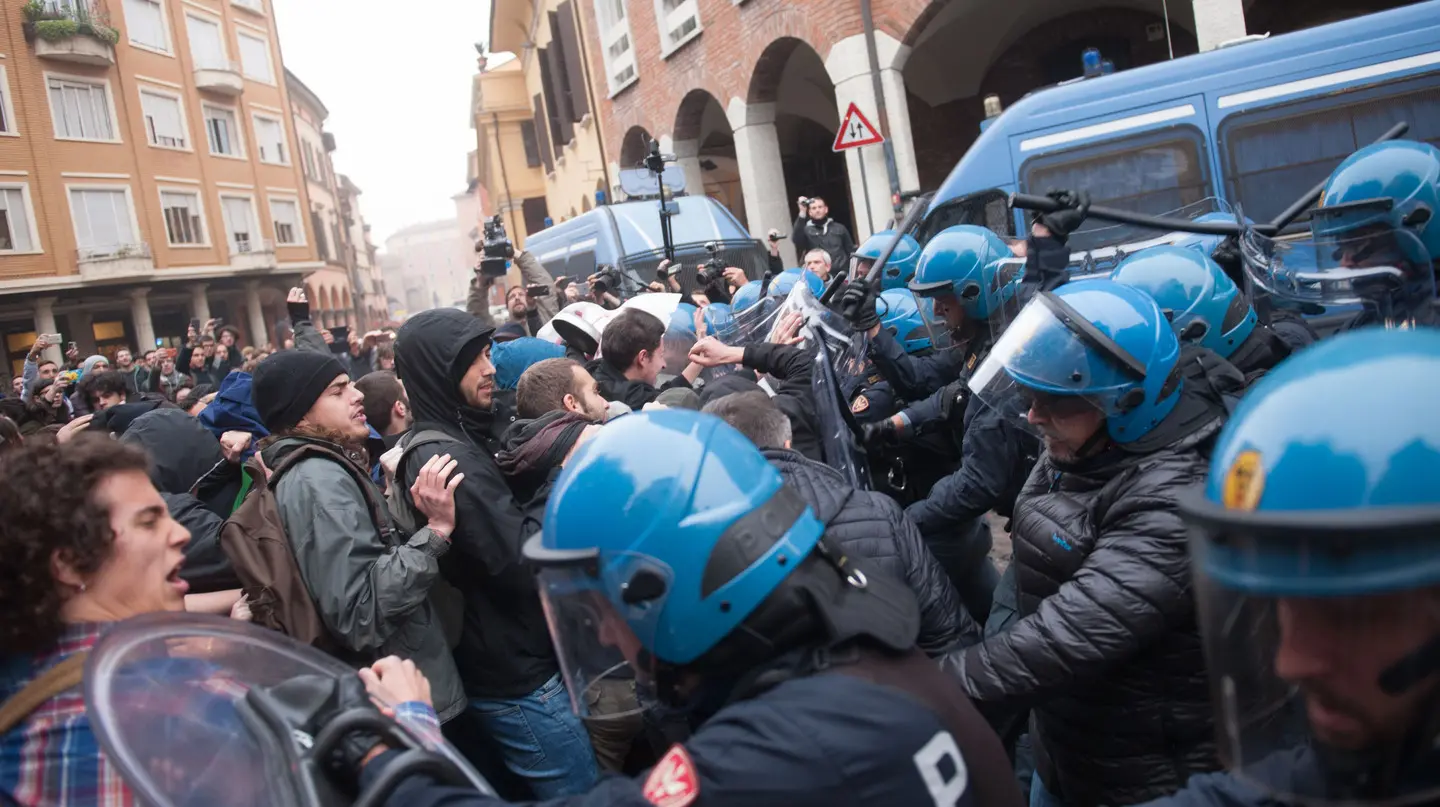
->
<box><xmin>862</xmin><ymin>419</ymin><xmax>901</xmax><ymax>452</ymax></box>
<box><xmin>1037</xmin><ymin>189</ymin><xmax>1091</xmax><ymax>240</ymax></box>
<box><xmin>287</xmin><ymin>298</ymin><xmax>312</xmax><ymax>325</ymax></box>
<box><xmin>839</xmin><ymin>283</ymin><xmax>880</xmax><ymax>331</ymax></box>
<box><xmin>1210</xmin><ymin>235</ymin><xmax>1245</xmax><ymax>289</ymax></box>
<box><xmin>936</xmin><ymin>379</ymin><xmax>972</xmax><ymax>424</ymax></box>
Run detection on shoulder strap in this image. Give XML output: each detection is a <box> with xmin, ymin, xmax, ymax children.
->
<box><xmin>268</xmin><ymin>444</ymin><xmax>397</xmax><ymax>544</ymax></box>
<box><xmin>0</xmin><ymin>652</ymin><xmax>89</xmax><ymax>735</ymax></box>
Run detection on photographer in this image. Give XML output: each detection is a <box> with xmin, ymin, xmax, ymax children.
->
<box><xmin>792</xmin><ymin>196</ymin><xmax>855</xmax><ymax>270</ymax></box>
<box><xmin>466</xmin><ymin>243</ymin><xmax>561</xmax><ymax>332</ymax></box>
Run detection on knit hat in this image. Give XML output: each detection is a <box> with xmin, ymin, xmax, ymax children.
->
<box><xmin>655</xmin><ymin>387</ymin><xmax>702</xmax><ymax>411</ymax></box>
<box><xmin>251</xmin><ymin>350</ymin><xmax>348</xmax><ymax>433</ymax></box>
<box><xmin>493</xmin><ymin>322</ymin><xmax>528</xmax><ymax>343</ymax></box>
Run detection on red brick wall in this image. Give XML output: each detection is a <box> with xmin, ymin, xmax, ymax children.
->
<box><xmin>581</xmin><ymin>0</ymin><xmax>937</xmax><ymax>167</ymax></box>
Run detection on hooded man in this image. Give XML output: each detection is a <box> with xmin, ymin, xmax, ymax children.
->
<box><xmin>393</xmin><ymin>307</ymin><xmax>599</xmax><ymax>799</ymax></box>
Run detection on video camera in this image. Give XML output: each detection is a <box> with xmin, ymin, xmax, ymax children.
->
<box><xmin>695</xmin><ymin>241</ymin><xmax>726</xmax><ymax>287</ymax></box>
<box><xmin>477</xmin><ymin>215</ymin><xmax>514</xmax><ymax>278</ymax></box>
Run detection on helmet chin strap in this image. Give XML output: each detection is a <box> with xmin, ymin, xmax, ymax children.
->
<box><xmin>1379</xmin><ymin>634</ymin><xmax>1440</xmax><ymax>697</ymax></box>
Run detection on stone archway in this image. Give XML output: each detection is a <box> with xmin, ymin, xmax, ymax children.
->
<box><xmin>618</xmin><ymin>125</ymin><xmax>655</xmax><ymax>170</ymax></box>
<box><xmin>673</xmin><ymin>89</ymin><xmax>748</xmax><ymax>228</ymax></box>
<box><xmin>746</xmin><ymin>37</ymin><xmax>855</xmax><ymax>239</ymax></box>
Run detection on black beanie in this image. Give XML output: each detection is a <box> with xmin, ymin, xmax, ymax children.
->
<box><xmin>252</xmin><ymin>350</ymin><xmax>349</xmax><ymax>433</ymax></box>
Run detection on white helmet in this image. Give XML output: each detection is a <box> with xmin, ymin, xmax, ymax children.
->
<box><xmin>547</xmin><ymin>301</ymin><xmax>613</xmax><ymax>357</ymax></box>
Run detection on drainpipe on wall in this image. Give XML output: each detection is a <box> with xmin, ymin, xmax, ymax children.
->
<box><xmin>492</xmin><ymin>112</ymin><xmax>517</xmax><ymax>239</ymax></box>
<box><xmin>859</xmin><ymin>0</ymin><xmax>903</xmax><ymax>221</ymax></box>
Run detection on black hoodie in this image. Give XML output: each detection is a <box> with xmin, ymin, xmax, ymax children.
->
<box><xmin>394</xmin><ymin>308</ymin><xmax>558</xmax><ymax>698</ymax></box>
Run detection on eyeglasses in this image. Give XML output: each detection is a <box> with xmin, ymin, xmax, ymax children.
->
<box><xmin>1017</xmin><ymin>388</ymin><xmax>1094</xmax><ymax>418</ymax></box>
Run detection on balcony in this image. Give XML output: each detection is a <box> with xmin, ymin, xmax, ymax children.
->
<box><xmin>194</xmin><ymin>59</ymin><xmax>245</xmax><ymax>96</ymax></box>
<box><xmin>77</xmin><ymin>243</ymin><xmax>154</xmax><ymax>282</ymax></box>
<box><xmin>22</xmin><ymin>1</ymin><xmax>119</xmax><ymax>67</ymax></box>
<box><xmin>229</xmin><ymin>237</ymin><xmax>277</xmax><ymax>271</ymax></box>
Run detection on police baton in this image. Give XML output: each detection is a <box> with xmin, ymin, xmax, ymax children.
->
<box><xmin>1267</xmin><ymin>120</ymin><xmax>1408</xmax><ymax>232</ymax></box>
<box><xmin>821</xmin><ymin>191</ymin><xmax>932</xmax><ymax>305</ymax></box>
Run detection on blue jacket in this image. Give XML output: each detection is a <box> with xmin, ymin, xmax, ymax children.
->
<box><xmin>492</xmin><ymin>338</ymin><xmax>566</xmax><ymax>390</ymax></box>
<box><xmin>197</xmin><ymin>372</ymin><xmax>267</xmax><ymax>461</ymax></box>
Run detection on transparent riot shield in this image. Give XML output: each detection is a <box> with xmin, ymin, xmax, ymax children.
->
<box><xmin>85</xmin><ymin>613</ymin><xmax>493</xmax><ymax>807</ymax></box>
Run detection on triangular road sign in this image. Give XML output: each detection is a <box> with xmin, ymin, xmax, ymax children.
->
<box><xmin>833</xmin><ymin>102</ymin><xmax>884</xmax><ymax>151</ymax></box>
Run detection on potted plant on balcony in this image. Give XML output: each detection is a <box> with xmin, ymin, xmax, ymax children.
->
<box><xmin>22</xmin><ymin>0</ymin><xmax>120</xmax><ymax>46</ymax></box>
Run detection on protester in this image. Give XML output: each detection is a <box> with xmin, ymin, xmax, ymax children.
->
<box><xmin>394</xmin><ymin>307</ymin><xmax>599</xmax><ymax>798</ymax></box>
<box><xmin>74</xmin><ymin>370</ymin><xmax>129</xmax><ymax>414</ymax></box>
<box><xmin>514</xmin><ymin>358</ymin><xmax>609</xmax><ymax>422</ymax></box>
<box><xmin>588</xmin><ymin>308</ymin><xmax>703</xmax><ymax>409</ymax></box>
<box><xmin>250</xmin><ymin>349</ymin><xmax>467</xmax><ymax>723</ymax></box>
<box><xmin>356</xmin><ymin>371</ymin><xmax>413</xmax><ymax>444</ymax></box>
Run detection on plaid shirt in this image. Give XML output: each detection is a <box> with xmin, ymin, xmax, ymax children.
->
<box><xmin>0</xmin><ymin>623</ymin><xmax>132</xmax><ymax>807</ymax></box>
<box><xmin>0</xmin><ymin>622</ymin><xmax>448</xmax><ymax>807</ymax></box>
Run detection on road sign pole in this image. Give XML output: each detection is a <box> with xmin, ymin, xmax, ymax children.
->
<box><xmin>857</xmin><ymin>149</ymin><xmax>875</xmax><ymax>236</ymax></box>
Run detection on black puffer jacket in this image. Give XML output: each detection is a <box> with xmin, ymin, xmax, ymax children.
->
<box><xmin>943</xmin><ymin>382</ymin><xmax>1227</xmax><ymax>807</ymax></box>
<box><xmin>763</xmin><ymin>449</ymin><xmax>977</xmax><ymax>655</ymax></box>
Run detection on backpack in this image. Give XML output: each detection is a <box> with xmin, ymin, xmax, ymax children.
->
<box><xmin>220</xmin><ymin>442</ymin><xmax>394</xmax><ymax>663</ymax></box>
<box><xmin>382</xmin><ymin>428</ymin><xmax>467</xmax><ymax>648</ymax></box>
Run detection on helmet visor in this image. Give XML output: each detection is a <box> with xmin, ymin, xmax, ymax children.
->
<box><xmin>1241</xmin><ymin>223</ymin><xmax>1435</xmax><ymax>325</ymax></box>
<box><xmin>536</xmin><ymin>557</ymin><xmax>671</xmax><ymax>721</ymax></box>
<box><xmin>1192</xmin><ymin>527</ymin><xmax>1440</xmax><ymax>807</ymax></box>
<box><xmin>849</xmin><ymin>254</ymin><xmax>875</xmax><ymax>283</ymax></box>
<box><xmin>969</xmin><ymin>293</ymin><xmax>1145</xmax><ymax>435</ymax></box>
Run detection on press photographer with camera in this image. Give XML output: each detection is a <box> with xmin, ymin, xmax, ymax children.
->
<box><xmin>793</xmin><ymin>196</ymin><xmax>855</xmax><ymax>270</ymax></box>
<box><xmin>465</xmin><ymin>215</ymin><xmax>562</xmax><ymax>334</ymax></box>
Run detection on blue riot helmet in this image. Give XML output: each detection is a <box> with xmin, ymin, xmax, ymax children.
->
<box><xmin>700</xmin><ymin>302</ymin><xmax>738</xmax><ymax>341</ymax></box>
<box><xmin>910</xmin><ymin>225</ymin><xmax>1024</xmax><ymax>328</ymax></box>
<box><xmin>767</xmin><ymin>268</ymin><xmax>825</xmax><ymax>300</ymax></box>
<box><xmin>852</xmin><ymin>230</ymin><xmax>922</xmax><ymax>290</ymax></box>
<box><xmin>1243</xmin><ymin>140</ymin><xmax>1439</xmax><ymax>326</ymax></box>
<box><xmin>875</xmin><ymin>289</ymin><xmax>933</xmax><ymax>354</ymax></box>
<box><xmin>1111</xmin><ymin>245</ymin><xmax>1257</xmax><ymax>358</ymax></box>
<box><xmin>1181</xmin><ymin>328</ymin><xmax>1440</xmax><ymax>806</ymax></box>
<box><xmin>667</xmin><ymin>302</ymin><xmax>698</xmax><ymax>337</ymax></box>
<box><xmin>526</xmin><ymin>410</ymin><xmax>889</xmax><ymax>712</ymax></box>
<box><xmin>969</xmin><ymin>279</ymin><xmax>1181</xmax><ymax>445</ymax></box>
<box><xmin>730</xmin><ymin>280</ymin><xmax>763</xmax><ymax>313</ymax></box>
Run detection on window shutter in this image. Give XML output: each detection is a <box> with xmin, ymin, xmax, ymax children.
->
<box><xmin>556</xmin><ymin>2</ymin><xmax>590</xmax><ymax>121</ymax></box>
<box><xmin>520</xmin><ymin>120</ymin><xmax>542</xmax><ymax>168</ymax></box>
<box><xmin>531</xmin><ymin>95</ymin><xmax>554</xmax><ymax>173</ymax></box>
<box><xmin>540</xmin><ymin>44</ymin><xmax>575</xmax><ymax>146</ymax></box>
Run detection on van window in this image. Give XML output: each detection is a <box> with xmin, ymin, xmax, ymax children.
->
<box><xmin>1221</xmin><ymin>80</ymin><xmax>1440</xmax><ymax>226</ymax></box>
<box><xmin>920</xmin><ymin>190</ymin><xmax>1015</xmax><ymax>242</ymax></box>
<box><xmin>1021</xmin><ymin>129</ymin><xmax>1213</xmax><ymax>251</ymax></box>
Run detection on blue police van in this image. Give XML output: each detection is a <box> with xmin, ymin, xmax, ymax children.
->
<box><xmin>920</xmin><ymin>0</ymin><xmax>1440</xmax><ymax>249</ymax></box>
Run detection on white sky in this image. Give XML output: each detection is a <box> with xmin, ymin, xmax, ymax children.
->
<box><xmin>271</xmin><ymin>0</ymin><xmax>490</xmax><ymax>246</ymax></box>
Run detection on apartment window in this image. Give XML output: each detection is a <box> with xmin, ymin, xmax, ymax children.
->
<box><xmin>236</xmin><ymin>31</ymin><xmax>274</xmax><ymax>83</ymax></box>
<box><xmin>537</xmin><ymin>49</ymin><xmax>573</xmax><ymax>148</ymax></box>
<box><xmin>554</xmin><ymin>2</ymin><xmax>590</xmax><ymax>120</ymax></box>
<box><xmin>303</xmin><ymin>141</ymin><xmax>318</xmax><ymax>181</ymax></box>
<box><xmin>47</xmin><ymin>77</ymin><xmax>116</xmax><ymax>141</ymax></box>
<box><xmin>220</xmin><ymin>195</ymin><xmax>257</xmax><ymax>253</ymax></box>
<box><xmin>270</xmin><ymin>197</ymin><xmax>302</xmax><ymax>245</ymax></box>
<box><xmin>160</xmin><ymin>190</ymin><xmax>206</xmax><ymax>245</ymax></box>
<box><xmin>0</xmin><ymin>66</ymin><xmax>16</xmax><ymax>136</ymax></box>
<box><xmin>203</xmin><ymin>105</ymin><xmax>242</xmax><ymax>156</ymax></box>
<box><xmin>252</xmin><ymin>114</ymin><xmax>286</xmax><ymax>164</ymax></box>
<box><xmin>140</xmin><ymin>90</ymin><xmax>188</xmax><ymax>149</ymax></box>
<box><xmin>124</xmin><ymin>0</ymin><xmax>170</xmax><ymax>53</ymax></box>
<box><xmin>531</xmin><ymin>95</ymin><xmax>554</xmax><ymax>173</ymax></box>
<box><xmin>594</xmin><ymin>0</ymin><xmax>637</xmax><ymax>91</ymax></box>
<box><xmin>0</xmin><ymin>186</ymin><xmax>37</xmax><ymax>253</ymax></box>
<box><xmin>653</xmin><ymin>0</ymin><xmax>701</xmax><ymax>55</ymax></box>
<box><xmin>185</xmin><ymin>13</ymin><xmax>227</xmax><ymax>69</ymax></box>
<box><xmin>520</xmin><ymin>120</ymin><xmax>542</xmax><ymax>168</ymax></box>
<box><xmin>69</xmin><ymin>187</ymin><xmax>137</xmax><ymax>252</ymax></box>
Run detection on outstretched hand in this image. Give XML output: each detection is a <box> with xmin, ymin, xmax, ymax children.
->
<box><xmin>409</xmin><ymin>454</ymin><xmax>463</xmax><ymax>538</ymax></box>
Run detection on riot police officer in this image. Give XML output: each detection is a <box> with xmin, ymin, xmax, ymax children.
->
<box><xmin>1244</xmin><ymin>140</ymin><xmax>1440</xmax><ymax>330</ymax></box>
<box><xmin>851</xmin><ymin>229</ymin><xmax>923</xmax><ymax>289</ymax></box>
<box><xmin>1150</xmin><ymin>327</ymin><xmax>1440</xmax><ymax>807</ymax></box>
<box><xmin>364</xmin><ymin>410</ymin><xmax>1026</xmax><ymax>807</ymax></box>
<box><xmin>1110</xmin><ymin>245</ymin><xmax>1315</xmax><ymax>382</ymax></box>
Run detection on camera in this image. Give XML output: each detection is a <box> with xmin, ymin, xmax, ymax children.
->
<box><xmin>477</xmin><ymin>215</ymin><xmax>515</xmax><ymax>278</ymax></box>
<box><xmin>592</xmin><ymin>264</ymin><xmax>623</xmax><ymax>294</ymax></box>
<box><xmin>695</xmin><ymin>241</ymin><xmax>727</xmax><ymax>287</ymax></box>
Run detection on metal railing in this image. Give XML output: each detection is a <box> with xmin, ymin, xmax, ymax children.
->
<box><xmin>193</xmin><ymin>57</ymin><xmax>243</xmax><ymax>73</ymax></box>
<box><xmin>77</xmin><ymin>242</ymin><xmax>152</xmax><ymax>263</ymax></box>
<box><xmin>25</xmin><ymin>0</ymin><xmax>110</xmax><ymax>25</ymax></box>
<box><xmin>230</xmin><ymin>237</ymin><xmax>275</xmax><ymax>256</ymax></box>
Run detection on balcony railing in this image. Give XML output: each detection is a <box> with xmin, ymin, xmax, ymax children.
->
<box><xmin>78</xmin><ymin>242</ymin><xmax>151</xmax><ymax>263</ymax></box>
<box><xmin>22</xmin><ymin>0</ymin><xmax>119</xmax><ymax>46</ymax></box>
<box><xmin>230</xmin><ymin>237</ymin><xmax>275</xmax><ymax>256</ymax></box>
<box><xmin>193</xmin><ymin>58</ymin><xmax>244</xmax><ymax>95</ymax></box>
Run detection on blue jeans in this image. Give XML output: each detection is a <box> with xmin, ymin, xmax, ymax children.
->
<box><xmin>1031</xmin><ymin>770</ymin><xmax>1066</xmax><ymax>807</ymax></box>
<box><xmin>469</xmin><ymin>674</ymin><xmax>599</xmax><ymax>799</ymax></box>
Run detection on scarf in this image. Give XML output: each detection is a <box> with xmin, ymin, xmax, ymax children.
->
<box><xmin>496</xmin><ymin>411</ymin><xmax>591</xmax><ymax>478</ymax></box>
